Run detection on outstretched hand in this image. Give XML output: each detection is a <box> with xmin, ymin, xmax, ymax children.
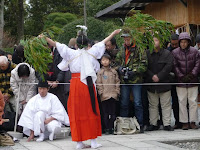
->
<box><xmin>38</xmin><ymin>34</ymin><xmax>44</xmax><ymax>38</ymax></box>
<box><xmin>113</xmin><ymin>29</ymin><xmax>122</xmax><ymax>35</ymax></box>
<box><xmin>102</xmin><ymin>29</ymin><xmax>121</xmax><ymax>44</ymax></box>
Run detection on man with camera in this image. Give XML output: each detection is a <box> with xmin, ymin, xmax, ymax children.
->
<box><xmin>116</xmin><ymin>29</ymin><xmax>147</xmax><ymax>133</ymax></box>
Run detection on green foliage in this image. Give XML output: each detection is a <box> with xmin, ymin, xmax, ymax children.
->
<box><xmin>24</xmin><ymin>0</ymin><xmax>83</xmax><ymax>37</ymax></box>
<box><xmin>20</xmin><ymin>35</ymin><xmax>53</xmax><ymax>80</ymax></box>
<box><xmin>123</xmin><ymin>10</ymin><xmax>174</xmax><ymax>54</ymax></box>
<box><xmin>87</xmin><ymin>0</ymin><xmax>120</xmax><ymax>17</ymax></box>
<box><xmin>20</xmin><ymin>27</ymin><xmax>62</xmax><ymax>80</ymax></box>
<box><xmin>3</xmin><ymin>48</ymin><xmax>13</xmax><ymax>54</ymax></box>
<box><xmin>44</xmin><ymin>12</ymin><xmax>77</xmax><ymax>30</ymax></box>
<box><xmin>58</xmin><ymin>17</ymin><xmax>121</xmax><ymax>45</ymax></box>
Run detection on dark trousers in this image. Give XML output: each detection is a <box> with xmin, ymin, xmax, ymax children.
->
<box><xmin>142</xmin><ymin>86</ymin><xmax>149</xmax><ymax>126</ymax></box>
<box><xmin>171</xmin><ymin>85</ymin><xmax>180</xmax><ymax>126</ymax></box>
<box><xmin>101</xmin><ymin>98</ymin><xmax>116</xmax><ymax>130</ymax></box>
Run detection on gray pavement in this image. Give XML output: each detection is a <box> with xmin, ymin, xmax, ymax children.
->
<box><xmin>5</xmin><ymin>129</ymin><xmax>200</xmax><ymax>150</ymax></box>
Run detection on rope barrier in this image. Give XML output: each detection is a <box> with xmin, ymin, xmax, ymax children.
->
<box><xmin>18</xmin><ymin>82</ymin><xmax>200</xmax><ymax>86</ymax></box>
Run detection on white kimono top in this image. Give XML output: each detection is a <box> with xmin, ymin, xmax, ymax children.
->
<box><xmin>56</xmin><ymin>42</ymin><xmax>105</xmax><ymax>85</ymax></box>
<box><xmin>18</xmin><ymin>93</ymin><xmax>70</xmax><ymax>136</ymax></box>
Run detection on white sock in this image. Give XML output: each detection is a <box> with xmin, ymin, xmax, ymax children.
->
<box><xmin>36</xmin><ymin>133</ymin><xmax>45</xmax><ymax>142</ymax></box>
<box><xmin>76</xmin><ymin>142</ymin><xmax>85</xmax><ymax>149</ymax></box>
<box><xmin>91</xmin><ymin>139</ymin><xmax>102</xmax><ymax>149</ymax></box>
<box><xmin>49</xmin><ymin>127</ymin><xmax>61</xmax><ymax>141</ymax></box>
<box><xmin>49</xmin><ymin>132</ymin><xmax>54</xmax><ymax>141</ymax></box>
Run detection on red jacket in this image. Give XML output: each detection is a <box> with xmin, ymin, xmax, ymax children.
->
<box><xmin>0</xmin><ymin>91</ymin><xmax>5</xmax><ymax>125</ymax></box>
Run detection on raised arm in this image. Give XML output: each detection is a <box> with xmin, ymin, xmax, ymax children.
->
<box><xmin>102</xmin><ymin>29</ymin><xmax>121</xmax><ymax>44</ymax></box>
<box><xmin>45</xmin><ymin>37</ymin><xmax>56</xmax><ymax>47</ymax></box>
<box><xmin>38</xmin><ymin>35</ymin><xmax>57</xmax><ymax>47</ymax></box>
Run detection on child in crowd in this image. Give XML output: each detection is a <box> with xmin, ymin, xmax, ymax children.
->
<box><xmin>96</xmin><ymin>54</ymin><xmax>120</xmax><ymax>134</ymax></box>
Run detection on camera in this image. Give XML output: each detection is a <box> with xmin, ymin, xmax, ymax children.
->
<box><xmin>122</xmin><ymin>67</ymin><xmax>132</xmax><ymax>80</ymax></box>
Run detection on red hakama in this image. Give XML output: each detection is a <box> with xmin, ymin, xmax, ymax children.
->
<box><xmin>67</xmin><ymin>73</ymin><xmax>102</xmax><ymax>141</ymax></box>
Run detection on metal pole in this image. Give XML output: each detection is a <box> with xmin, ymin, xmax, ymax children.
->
<box><xmin>84</xmin><ymin>0</ymin><xmax>87</xmax><ymax>27</ymax></box>
<box><xmin>14</xmin><ymin>83</ymin><xmax>21</xmax><ymax>132</ymax></box>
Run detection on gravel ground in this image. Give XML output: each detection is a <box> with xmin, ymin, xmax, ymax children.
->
<box><xmin>170</xmin><ymin>142</ymin><xmax>200</xmax><ymax>150</ymax></box>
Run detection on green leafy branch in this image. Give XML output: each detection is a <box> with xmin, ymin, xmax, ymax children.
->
<box><xmin>20</xmin><ymin>27</ymin><xmax>62</xmax><ymax>80</ymax></box>
<box><xmin>123</xmin><ymin>10</ymin><xmax>174</xmax><ymax>54</ymax></box>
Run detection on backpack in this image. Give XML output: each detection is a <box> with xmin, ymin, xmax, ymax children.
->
<box><xmin>0</xmin><ymin>132</ymin><xmax>14</xmax><ymax>146</ymax></box>
<box><xmin>114</xmin><ymin>117</ymin><xmax>140</xmax><ymax>135</ymax></box>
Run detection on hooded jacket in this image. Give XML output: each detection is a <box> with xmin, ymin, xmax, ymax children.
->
<box><xmin>172</xmin><ymin>32</ymin><xmax>200</xmax><ymax>87</ymax></box>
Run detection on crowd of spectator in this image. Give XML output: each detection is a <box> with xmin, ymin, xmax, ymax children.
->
<box><xmin>0</xmin><ymin>30</ymin><xmax>200</xmax><ymax>143</ymax></box>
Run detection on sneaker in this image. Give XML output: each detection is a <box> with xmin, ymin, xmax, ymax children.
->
<box><xmin>109</xmin><ymin>129</ymin><xmax>114</xmax><ymax>134</ymax></box>
<box><xmin>164</xmin><ymin>125</ymin><xmax>174</xmax><ymax>131</ymax></box>
<box><xmin>146</xmin><ymin>125</ymin><xmax>159</xmax><ymax>131</ymax></box>
<box><xmin>182</xmin><ymin>123</ymin><xmax>189</xmax><ymax>130</ymax></box>
<box><xmin>190</xmin><ymin>122</ymin><xmax>198</xmax><ymax>129</ymax></box>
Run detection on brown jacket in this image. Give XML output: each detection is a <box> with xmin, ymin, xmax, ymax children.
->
<box><xmin>0</xmin><ymin>91</ymin><xmax>5</xmax><ymax>125</ymax></box>
<box><xmin>96</xmin><ymin>67</ymin><xmax>120</xmax><ymax>101</ymax></box>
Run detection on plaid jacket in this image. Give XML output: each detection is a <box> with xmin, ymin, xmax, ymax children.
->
<box><xmin>0</xmin><ymin>62</ymin><xmax>16</xmax><ymax>97</ymax></box>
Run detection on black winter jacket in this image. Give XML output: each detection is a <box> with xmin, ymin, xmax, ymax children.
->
<box><xmin>145</xmin><ymin>49</ymin><xmax>173</xmax><ymax>93</ymax></box>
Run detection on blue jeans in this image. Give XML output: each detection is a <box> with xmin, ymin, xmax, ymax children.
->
<box><xmin>120</xmin><ymin>85</ymin><xmax>143</xmax><ymax>126</ymax></box>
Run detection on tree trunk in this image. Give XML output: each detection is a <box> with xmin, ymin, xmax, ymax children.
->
<box><xmin>0</xmin><ymin>0</ymin><xmax>4</xmax><ymax>49</ymax></box>
<box><xmin>17</xmin><ymin>0</ymin><xmax>24</xmax><ymax>44</ymax></box>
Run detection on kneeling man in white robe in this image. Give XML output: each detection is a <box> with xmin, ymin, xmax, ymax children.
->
<box><xmin>18</xmin><ymin>80</ymin><xmax>70</xmax><ymax>142</ymax></box>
